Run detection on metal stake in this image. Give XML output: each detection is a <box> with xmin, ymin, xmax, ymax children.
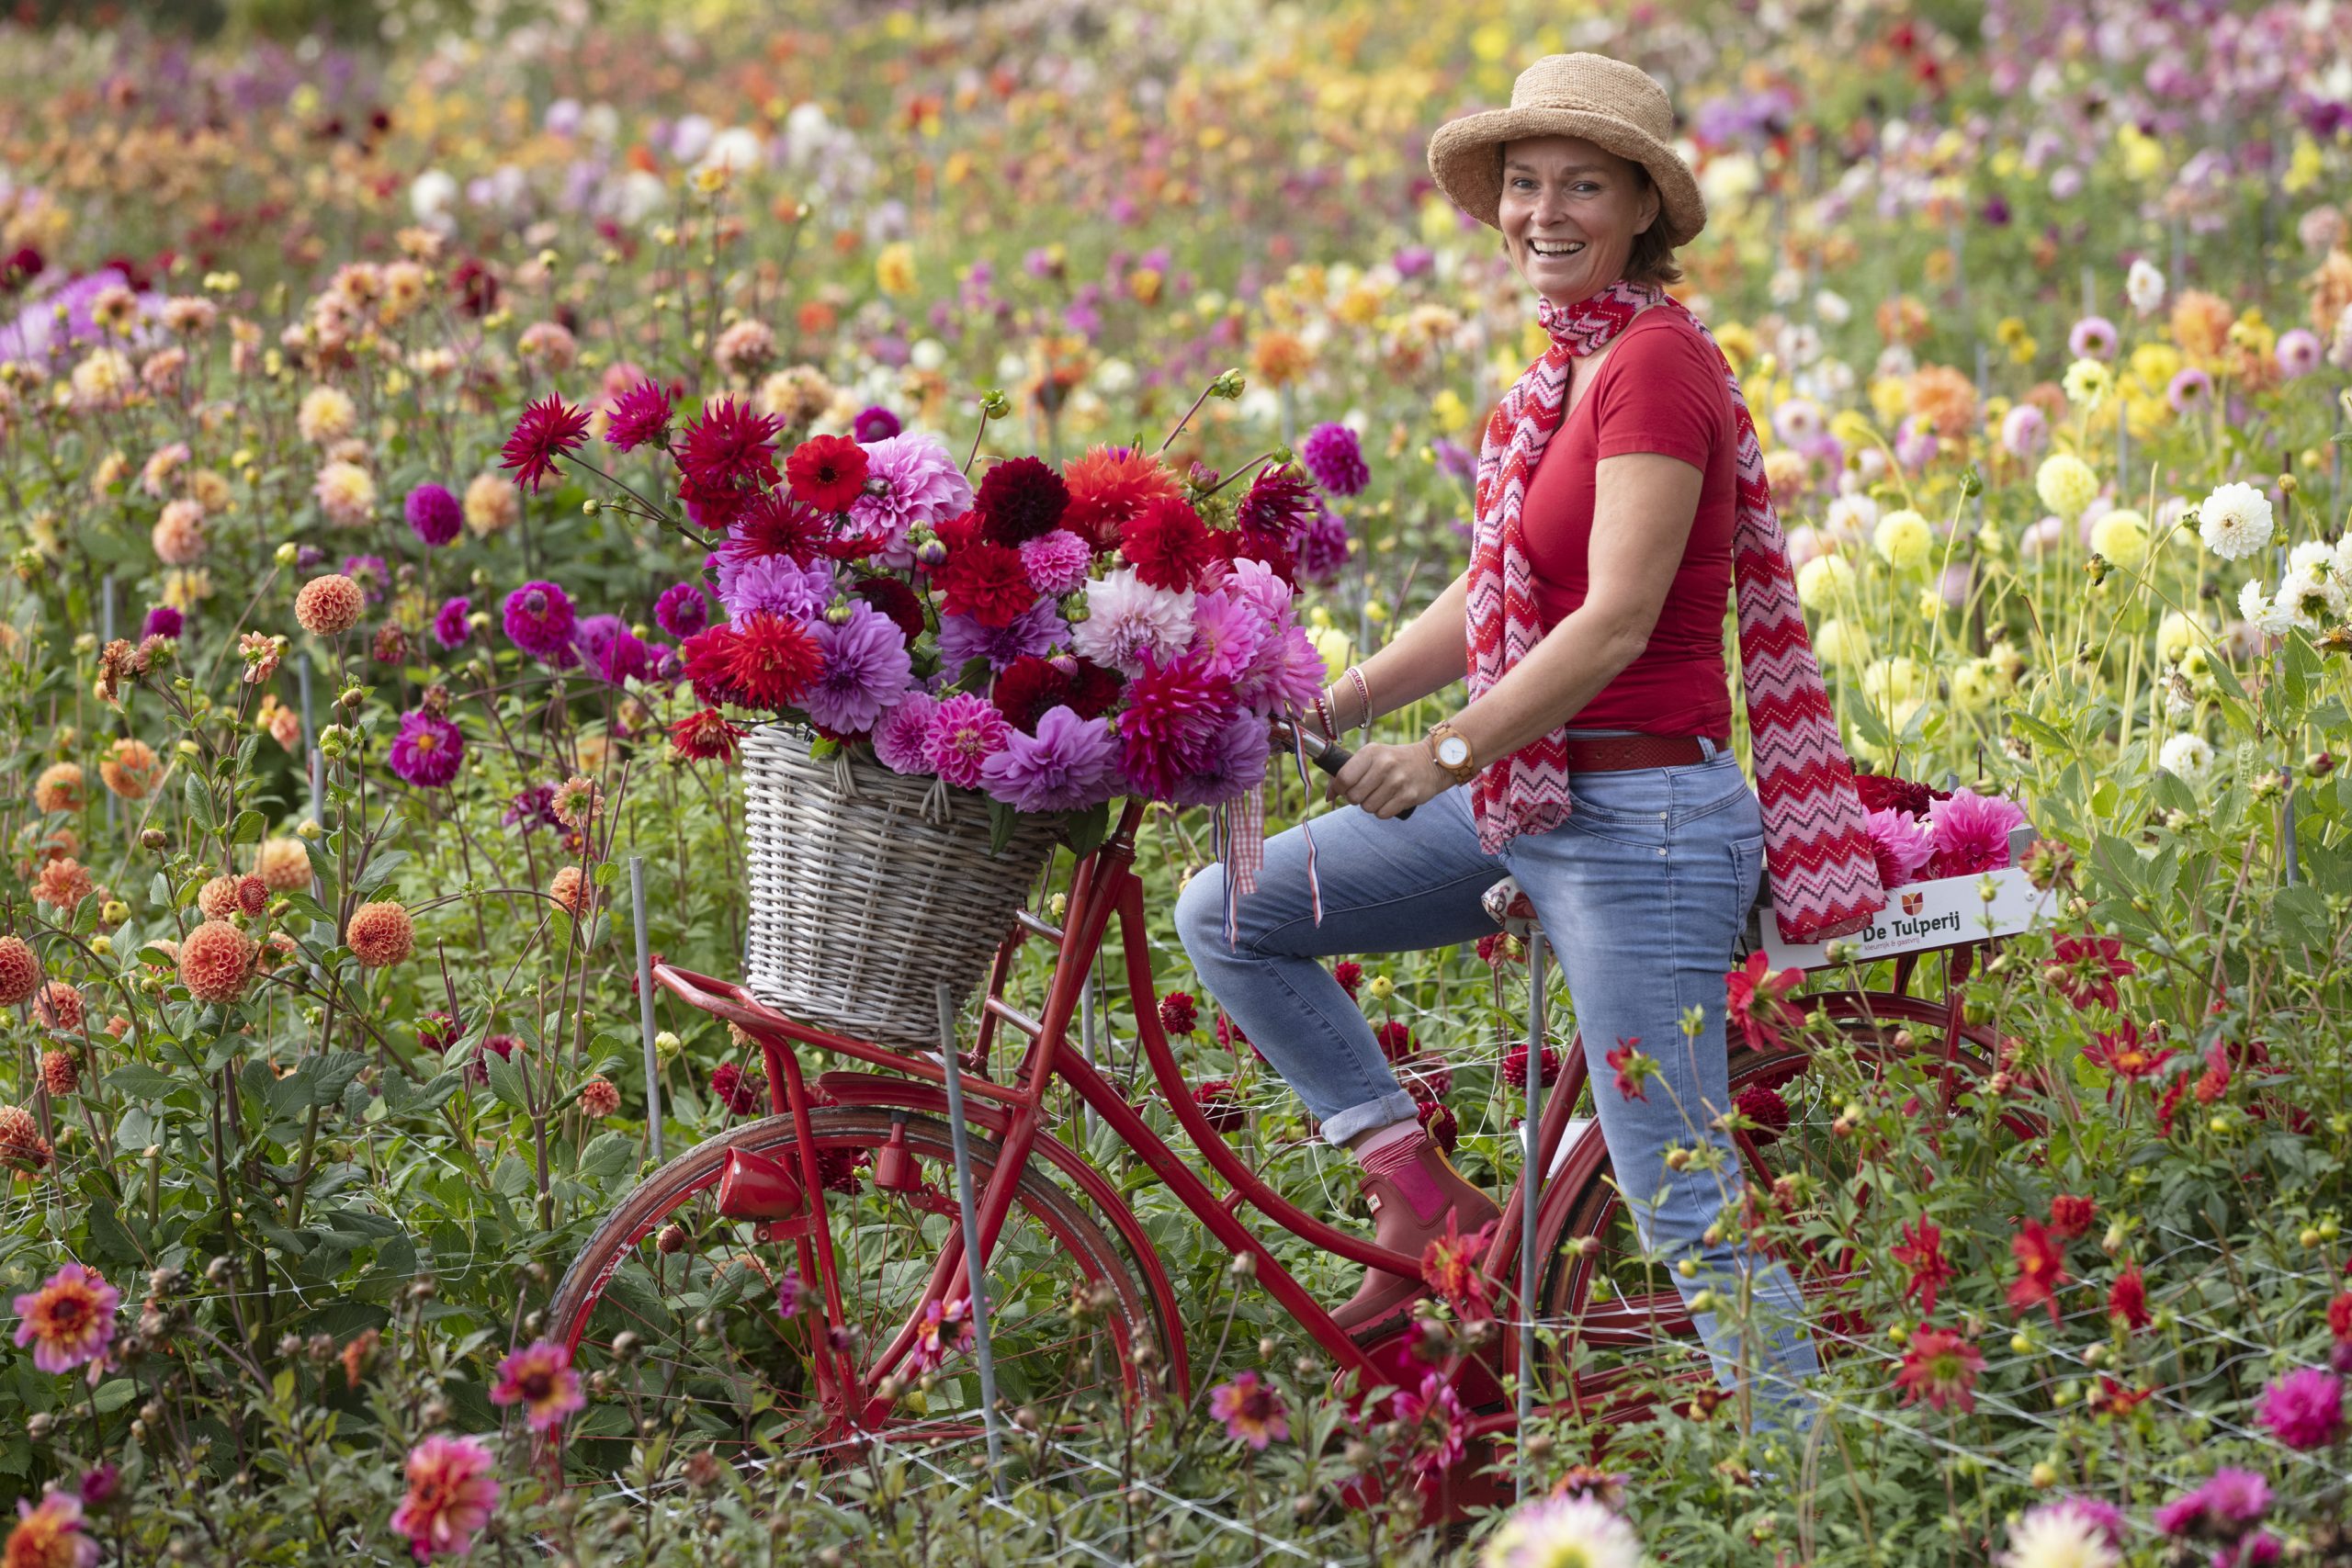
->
<box><xmin>628</xmin><ymin>856</ymin><xmax>663</xmax><ymax>1163</ymax></box>
<box><xmin>2276</xmin><ymin>543</ymin><xmax>2301</xmax><ymax>887</ymax></box>
<box><xmin>298</xmin><ymin>655</ymin><xmax>322</xmax><ymax>823</ymax></box>
<box><xmin>935</xmin><ymin>983</ymin><xmax>1005</xmax><ymax>1490</ymax></box>
<box><xmin>100</xmin><ymin>575</ymin><xmax>116</xmax><ymax>831</ymax></box>
<box><xmin>1515</xmin><ymin>930</ymin><xmax>1550</xmax><ymax>1498</ymax></box>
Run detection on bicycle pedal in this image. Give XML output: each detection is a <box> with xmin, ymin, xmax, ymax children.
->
<box><xmin>717</xmin><ymin>1146</ymin><xmax>807</xmax><ymax>1222</ymax></box>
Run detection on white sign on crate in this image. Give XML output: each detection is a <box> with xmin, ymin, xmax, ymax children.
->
<box><xmin>1754</xmin><ymin>824</ymin><xmax>2057</xmax><ymax>972</ymax></box>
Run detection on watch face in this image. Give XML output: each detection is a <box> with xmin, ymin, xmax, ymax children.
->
<box><xmin>1436</xmin><ymin>734</ymin><xmax>1471</xmax><ymax>769</ymax></box>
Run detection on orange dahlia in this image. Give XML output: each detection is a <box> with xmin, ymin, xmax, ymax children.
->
<box><xmin>0</xmin><ymin>934</ymin><xmax>40</xmax><ymax>1007</ymax></box>
<box><xmin>98</xmin><ymin>737</ymin><xmax>162</xmax><ymax>800</ymax></box>
<box><xmin>0</xmin><ymin>1104</ymin><xmax>51</xmax><ymax>1173</ymax></box>
<box><xmin>31</xmin><ymin>762</ymin><xmax>85</xmax><ymax>814</ymax></box>
<box><xmin>196</xmin><ymin>873</ymin><xmax>242</xmax><ymax>919</ymax></box>
<box><xmin>253</xmin><ymin>837</ymin><xmax>312</xmax><ymax>891</ymax></box>
<box><xmin>34</xmin><ymin>981</ymin><xmax>82</xmax><ymax>1032</ymax></box>
<box><xmin>177</xmin><ymin>919</ymin><xmax>257</xmax><ymax>1005</ymax></box>
<box><xmin>548</xmin><ymin>864</ymin><xmax>591</xmax><ymax>919</ymax></box>
<box><xmin>30</xmin><ymin>858</ymin><xmax>95</xmax><ymax>913</ymax></box>
<box><xmin>294</xmin><ymin>573</ymin><xmax>365</xmax><ymax>637</ymax></box>
<box><xmin>1906</xmin><ymin>364</ymin><xmax>1979</xmax><ymax>442</ymax></box>
<box><xmin>1060</xmin><ymin>443</ymin><xmax>1182</xmax><ymax>553</ymax></box>
<box><xmin>38</xmin><ymin>1048</ymin><xmax>77</xmax><ymax>1097</ymax></box>
<box><xmin>345</xmin><ymin>900</ymin><xmax>414</xmax><ymax>967</ymax></box>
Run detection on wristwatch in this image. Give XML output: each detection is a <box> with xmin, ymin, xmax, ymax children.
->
<box><xmin>1425</xmin><ymin>722</ymin><xmax>1478</xmax><ymax>784</ymax></box>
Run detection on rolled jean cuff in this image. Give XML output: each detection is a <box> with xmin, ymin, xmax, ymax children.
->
<box><xmin>1320</xmin><ymin>1089</ymin><xmax>1421</xmax><ymax>1147</ymax></box>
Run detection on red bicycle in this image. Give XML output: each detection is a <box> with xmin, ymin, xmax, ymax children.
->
<box><xmin>549</xmin><ymin>793</ymin><xmax>2019</xmax><ymax>1510</ymax></box>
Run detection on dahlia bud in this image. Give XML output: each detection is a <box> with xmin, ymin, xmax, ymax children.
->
<box><xmin>141</xmin><ymin>828</ymin><xmax>165</xmax><ymax>851</ymax></box>
<box><xmin>913</xmin><ymin>536</ymin><xmax>948</xmax><ymax>568</ymax></box>
<box><xmin>823</xmin><ymin>597</ymin><xmax>854</xmax><ymax>626</ymax></box>
<box><xmin>978</xmin><ymin>389</ymin><xmax>1011</xmax><ymax>419</ymax></box>
<box><xmin>2310</xmin><ymin>750</ymin><xmax>2337</xmax><ymax>779</ymax></box>
<box><xmin>274</xmin><ymin>542</ymin><xmax>299</xmax><ymax>566</ymax></box>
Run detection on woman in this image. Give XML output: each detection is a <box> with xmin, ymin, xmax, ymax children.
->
<box><xmin>1176</xmin><ymin>54</ymin><xmax>1886</xmax><ymax>1410</ymax></box>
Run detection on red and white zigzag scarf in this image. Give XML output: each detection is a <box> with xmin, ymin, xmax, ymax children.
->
<box><xmin>1464</xmin><ymin>277</ymin><xmax>1885</xmax><ymax>944</ymax></box>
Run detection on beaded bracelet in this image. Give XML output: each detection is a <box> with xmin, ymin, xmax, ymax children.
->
<box><xmin>1347</xmin><ymin>665</ymin><xmax>1374</xmax><ymax>743</ymax></box>
<box><xmin>1310</xmin><ymin>690</ymin><xmax>1336</xmax><ymax>741</ymax></box>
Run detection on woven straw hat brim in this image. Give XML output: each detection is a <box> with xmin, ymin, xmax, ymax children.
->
<box><xmin>1427</xmin><ymin>106</ymin><xmax>1707</xmax><ymax>249</ymax></box>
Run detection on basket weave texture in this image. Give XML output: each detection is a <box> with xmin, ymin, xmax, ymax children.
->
<box><xmin>741</xmin><ymin>724</ymin><xmax>1062</xmax><ymax>1051</ymax></box>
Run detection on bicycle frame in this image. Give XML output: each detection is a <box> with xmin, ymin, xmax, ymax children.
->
<box><xmin>650</xmin><ymin>797</ymin><xmax>2007</xmax><ymax>1443</ymax></box>
<box><xmin>653</xmin><ymin>798</ymin><xmax>1607</xmax><ymax>1423</ymax></box>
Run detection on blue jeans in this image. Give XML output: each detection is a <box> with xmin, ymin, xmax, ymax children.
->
<box><xmin>1175</xmin><ymin>737</ymin><xmax>1820</xmax><ymax>1416</ymax></box>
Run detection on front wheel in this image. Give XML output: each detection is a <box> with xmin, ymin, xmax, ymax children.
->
<box><xmin>548</xmin><ymin>1108</ymin><xmax>1164</xmax><ymax>1483</ymax></box>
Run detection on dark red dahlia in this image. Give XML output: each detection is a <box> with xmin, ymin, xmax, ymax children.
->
<box><xmin>604</xmin><ymin>380</ymin><xmax>675</xmax><ymax>453</ymax></box>
<box><xmin>1732</xmin><ymin>1082</ymin><xmax>1790</xmax><ymax>1145</ymax></box>
<box><xmin>1119</xmin><ymin>496</ymin><xmax>1215</xmax><ymax>592</ymax></box>
<box><xmin>670</xmin><ymin>708</ymin><xmax>748</xmax><ymax>762</ymax></box>
<box><xmin>973</xmin><ymin>456</ymin><xmax>1071</xmax><ymax>547</ymax></box>
<box><xmin>1235</xmin><ymin>463</ymin><xmax>1317</xmax><ymax>552</ymax></box>
<box><xmin>1193</xmin><ymin>1078</ymin><xmax>1247</xmax><ymax>1134</ymax></box>
<box><xmin>1501</xmin><ymin>1041</ymin><xmax>1561</xmax><ymax>1090</ymax></box>
<box><xmin>710</xmin><ymin>1062</ymin><xmax>767</xmax><ymax>1115</ymax></box>
<box><xmin>1851</xmin><ymin>770</ymin><xmax>1950</xmax><ymax>818</ymax></box>
<box><xmin>850</xmin><ymin>575</ymin><xmax>927</xmax><ymax>644</ymax></box>
<box><xmin>675</xmin><ymin>396</ymin><xmax>783</xmax><ymax>498</ymax></box>
<box><xmin>1417</xmin><ymin>1099</ymin><xmax>1460</xmax><ymax>1154</ymax></box>
<box><xmin>450</xmin><ymin>255</ymin><xmax>500</xmax><ymax>316</ymax></box>
<box><xmin>933</xmin><ymin>536</ymin><xmax>1037</xmax><ymax>629</ymax></box>
<box><xmin>1396</xmin><ymin>1053</ymin><xmax>1453</xmax><ymax>1103</ymax></box>
<box><xmin>1063</xmin><ymin>658</ymin><xmax>1125</xmax><ymax>719</ymax></box>
<box><xmin>500</xmin><ymin>394</ymin><xmax>591</xmax><ymax>493</ymax></box>
<box><xmin>1215</xmin><ymin>1011</ymin><xmax>1251</xmax><ymax>1051</ymax></box>
<box><xmin>990</xmin><ymin>655</ymin><xmax>1073</xmax><ymax>732</ymax></box>
<box><xmin>1374</xmin><ymin>1020</ymin><xmax>1416</xmax><ymax>1063</ymax></box>
<box><xmin>1334</xmin><ymin>960</ymin><xmax>1363</xmax><ymax>998</ymax></box>
<box><xmin>784</xmin><ymin>434</ymin><xmax>870</xmax><ymax>513</ymax></box>
<box><xmin>1159</xmin><ymin>991</ymin><xmax>1199</xmax><ymax>1036</ymax></box>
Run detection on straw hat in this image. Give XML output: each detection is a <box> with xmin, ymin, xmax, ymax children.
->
<box><xmin>1427</xmin><ymin>53</ymin><xmax>1706</xmax><ymax>249</ymax></box>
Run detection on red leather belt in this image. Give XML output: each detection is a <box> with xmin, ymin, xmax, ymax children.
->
<box><xmin>1563</xmin><ymin>734</ymin><xmax>1726</xmax><ymax>772</ymax></box>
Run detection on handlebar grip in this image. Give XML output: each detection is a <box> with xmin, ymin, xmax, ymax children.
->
<box><xmin>1295</xmin><ymin>731</ymin><xmax>1414</xmax><ymax>821</ymax></box>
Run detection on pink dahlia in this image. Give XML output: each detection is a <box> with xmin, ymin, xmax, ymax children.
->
<box><xmin>1863</xmin><ymin>807</ymin><xmax>1937</xmax><ymax>890</ymax></box>
<box><xmin>1115</xmin><ymin>654</ymin><xmax>1234</xmax><ymax>801</ymax></box>
<box><xmin>11</xmin><ymin>1262</ymin><xmax>120</xmax><ymax>1374</ymax></box>
<box><xmin>923</xmin><ymin>694</ymin><xmax>1012</xmax><ymax>789</ymax></box>
<box><xmin>490</xmin><ymin>1337</ymin><xmax>585</xmax><ymax>1434</ymax></box>
<box><xmin>871</xmin><ymin>691</ymin><xmax>940</xmax><ymax>775</ymax></box>
<box><xmin>1018</xmin><ymin>528</ymin><xmax>1092</xmax><ymax>594</ymax></box>
<box><xmin>390</xmin><ymin>1433</ymin><xmax>500</xmax><ymax>1561</ymax></box>
<box><xmin>1927</xmin><ymin>787</ymin><xmax>2028</xmax><ymax>878</ymax></box>
<box><xmin>848</xmin><ymin>433</ymin><xmax>974</xmax><ymax>568</ymax></box>
<box><xmin>2256</xmin><ymin>1367</ymin><xmax>2344</xmax><ymax>1450</ymax></box>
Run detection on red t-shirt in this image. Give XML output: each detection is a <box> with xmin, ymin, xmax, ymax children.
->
<box><xmin>1517</xmin><ymin>308</ymin><xmax>1737</xmax><ymax>737</ymax></box>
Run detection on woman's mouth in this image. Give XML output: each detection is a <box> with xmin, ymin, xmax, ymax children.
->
<box><xmin>1528</xmin><ymin>240</ymin><xmax>1587</xmax><ymax>260</ymax></box>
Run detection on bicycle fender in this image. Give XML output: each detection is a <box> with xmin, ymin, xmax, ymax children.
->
<box><xmin>811</xmin><ymin>1070</ymin><xmax>1193</xmax><ymax>1400</ymax></box>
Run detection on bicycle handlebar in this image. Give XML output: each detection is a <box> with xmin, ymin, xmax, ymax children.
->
<box><xmin>1271</xmin><ymin>717</ymin><xmax>1415</xmax><ymax>820</ymax></box>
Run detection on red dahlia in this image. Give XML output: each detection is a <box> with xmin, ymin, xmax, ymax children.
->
<box><xmin>1119</xmin><ymin>496</ymin><xmax>1215</xmax><ymax>592</ymax></box>
<box><xmin>719</xmin><ymin>613</ymin><xmax>822</xmax><ymax>709</ymax></box>
<box><xmin>1061</xmin><ymin>444</ymin><xmax>1182</xmax><ymax>552</ymax></box>
<box><xmin>1063</xmin><ymin>657</ymin><xmax>1125</xmax><ymax>719</ymax></box>
<box><xmin>604</xmin><ymin>380</ymin><xmax>674</xmax><ymax>453</ymax></box>
<box><xmin>680</xmin><ymin>625</ymin><xmax>747</xmax><ymax>707</ymax></box>
<box><xmin>724</xmin><ymin>491</ymin><xmax>830</xmax><ymax>567</ymax></box>
<box><xmin>500</xmin><ymin>394</ymin><xmax>592</xmax><ymax>493</ymax></box>
<box><xmin>973</xmin><ymin>456</ymin><xmax>1071</xmax><ymax>546</ymax></box>
<box><xmin>1851</xmin><ymin>770</ymin><xmax>1950</xmax><ymax>818</ymax></box>
<box><xmin>675</xmin><ymin>396</ymin><xmax>783</xmax><ymax>498</ymax></box>
<box><xmin>1158</xmin><ymin>991</ymin><xmax>1199</xmax><ymax>1035</ymax></box>
<box><xmin>1235</xmin><ymin>463</ymin><xmax>1317</xmax><ymax>551</ymax></box>
<box><xmin>670</xmin><ymin>709</ymin><xmax>748</xmax><ymax>762</ymax></box>
<box><xmin>784</xmin><ymin>433</ymin><xmax>870</xmax><ymax>513</ymax></box>
<box><xmin>933</xmin><ymin>536</ymin><xmax>1037</xmax><ymax>629</ymax></box>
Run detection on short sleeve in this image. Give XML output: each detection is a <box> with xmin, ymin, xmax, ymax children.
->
<box><xmin>1591</xmin><ymin>322</ymin><xmax>1724</xmax><ymax>469</ymax></box>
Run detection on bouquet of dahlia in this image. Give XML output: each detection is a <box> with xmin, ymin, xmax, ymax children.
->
<box><xmin>501</xmin><ymin>378</ymin><xmax>1331</xmax><ymax>843</ymax></box>
<box><xmin>1853</xmin><ymin>769</ymin><xmax>2030</xmax><ymax>891</ymax></box>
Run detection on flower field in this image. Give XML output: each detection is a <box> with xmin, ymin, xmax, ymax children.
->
<box><xmin>0</xmin><ymin>0</ymin><xmax>2350</xmax><ymax>1562</ymax></box>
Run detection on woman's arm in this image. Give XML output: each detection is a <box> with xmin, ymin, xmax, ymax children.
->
<box><xmin>1331</xmin><ymin>450</ymin><xmax>1705</xmax><ymax>818</ymax></box>
<box><xmin>1313</xmin><ymin>568</ymin><xmax>1471</xmax><ymax>731</ymax></box>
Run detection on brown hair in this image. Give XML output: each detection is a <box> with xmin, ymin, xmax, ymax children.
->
<box><xmin>1623</xmin><ymin>167</ymin><xmax>1684</xmax><ymax>287</ymax></box>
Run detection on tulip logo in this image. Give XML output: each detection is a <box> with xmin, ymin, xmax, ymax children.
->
<box><xmin>1901</xmin><ymin>892</ymin><xmax>1925</xmax><ymax>916</ymax></box>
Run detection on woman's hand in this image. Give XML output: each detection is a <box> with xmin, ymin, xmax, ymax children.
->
<box><xmin>1327</xmin><ymin>741</ymin><xmax>1453</xmax><ymax>820</ymax></box>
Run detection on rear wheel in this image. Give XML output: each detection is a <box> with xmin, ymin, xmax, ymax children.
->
<box><xmin>548</xmin><ymin>1108</ymin><xmax>1163</xmax><ymax>1482</ymax></box>
<box><xmin>1536</xmin><ymin>993</ymin><xmax>2006</xmax><ymax>1412</ymax></box>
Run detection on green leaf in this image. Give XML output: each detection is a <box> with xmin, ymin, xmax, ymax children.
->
<box><xmin>310</xmin><ymin>1051</ymin><xmax>367</xmax><ymax>1109</ymax></box>
<box><xmin>104</xmin><ymin>1064</ymin><xmax>180</xmax><ymax>1100</ymax></box>
<box><xmin>491</xmin><ymin>1152</ymin><xmax>534</xmax><ymax>1199</ymax></box>
<box><xmin>355</xmin><ymin>850</ymin><xmax>409</xmax><ymax>897</ymax></box>
<box><xmin>1062</xmin><ymin>801</ymin><xmax>1111</xmax><ymax>857</ymax></box>
<box><xmin>229</xmin><ymin>808</ymin><xmax>266</xmax><ymax>847</ymax></box>
<box><xmin>986</xmin><ymin>797</ymin><xmax>1020</xmax><ymax>855</ymax></box>
<box><xmin>92</xmin><ymin>1379</ymin><xmax>138</xmax><ymax>1416</ymax></box>
<box><xmin>577</xmin><ymin>1132</ymin><xmax>633</xmax><ymax>1183</ymax></box>
<box><xmin>484</xmin><ymin>1052</ymin><xmax>531</xmax><ymax>1114</ymax></box>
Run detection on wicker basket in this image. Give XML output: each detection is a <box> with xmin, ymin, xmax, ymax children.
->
<box><xmin>741</xmin><ymin>723</ymin><xmax>1064</xmax><ymax>1052</ymax></box>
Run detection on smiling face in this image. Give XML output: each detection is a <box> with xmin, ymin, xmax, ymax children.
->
<box><xmin>1497</xmin><ymin>135</ymin><xmax>1661</xmax><ymax>311</ymax></box>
